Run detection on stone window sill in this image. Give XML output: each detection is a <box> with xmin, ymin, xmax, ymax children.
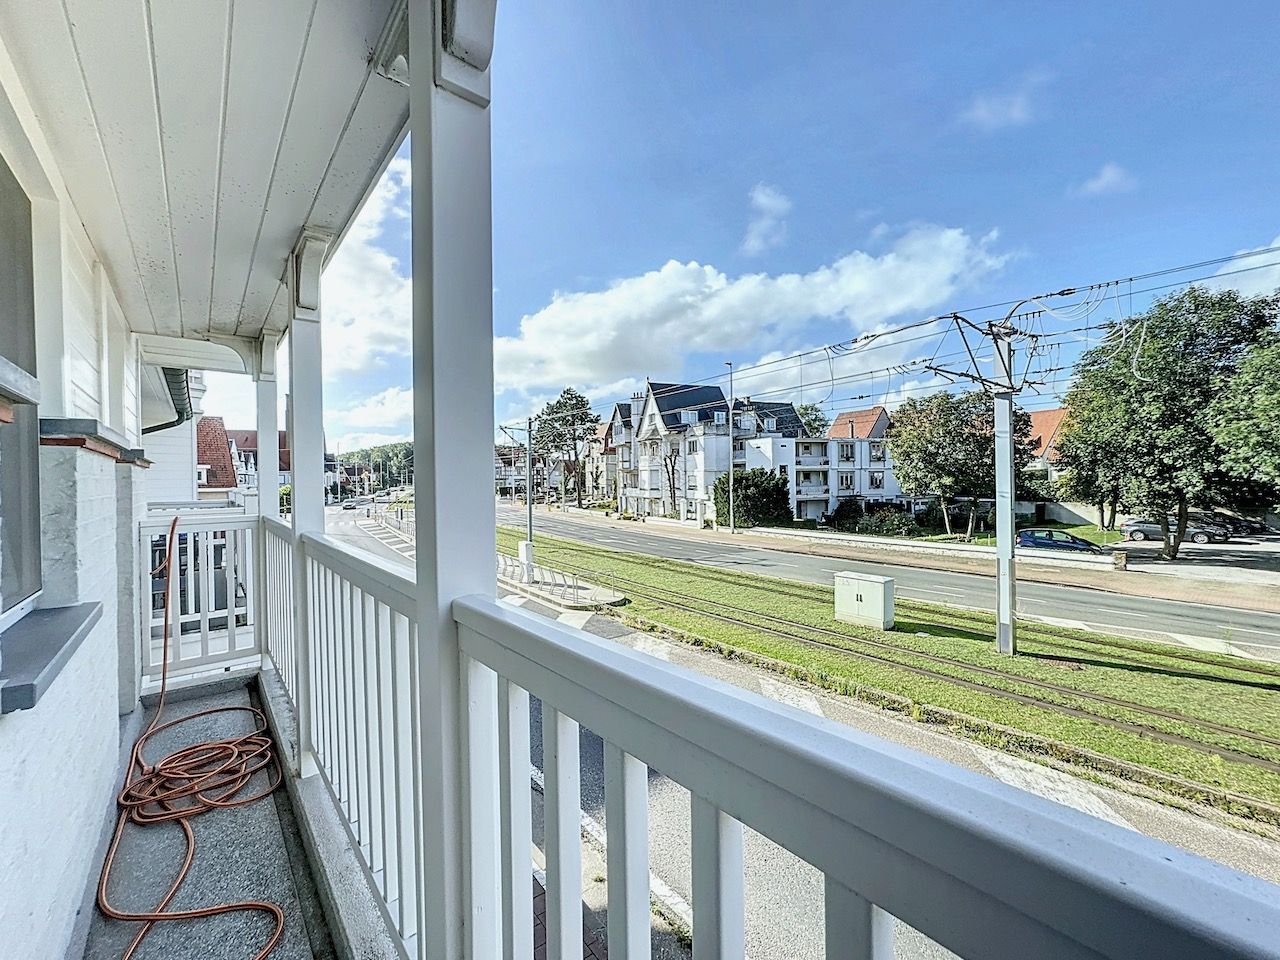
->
<box><xmin>0</xmin><ymin>603</ymin><xmax>103</xmax><ymax>714</ymax></box>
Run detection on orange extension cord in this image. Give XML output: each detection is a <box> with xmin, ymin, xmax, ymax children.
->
<box><xmin>96</xmin><ymin>515</ymin><xmax>285</xmax><ymax>960</ymax></box>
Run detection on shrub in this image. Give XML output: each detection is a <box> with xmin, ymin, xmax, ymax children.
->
<box><xmin>828</xmin><ymin>497</ymin><xmax>864</xmax><ymax>532</ymax></box>
<box><xmin>916</xmin><ymin>500</ymin><xmax>947</xmax><ymax>531</ymax></box>
<box><xmin>711</xmin><ymin>469</ymin><xmax>794</xmax><ymax>528</ymax></box>
<box><xmin>856</xmin><ymin>508</ymin><xmax>921</xmax><ymax>538</ymax></box>
<box><xmin>792</xmin><ymin>518</ymin><xmax>818</xmax><ymax>530</ymax></box>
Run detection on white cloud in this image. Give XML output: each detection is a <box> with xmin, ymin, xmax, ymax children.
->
<box><xmin>1075</xmin><ymin>162</ymin><xmax>1135</xmax><ymax>197</ymax></box>
<box><xmin>342</xmin><ymin>385</ymin><xmax>413</xmax><ymax>428</ymax></box>
<box><xmin>332</xmin><ymin>431</ymin><xmax>412</xmax><ymax>453</ymax></box>
<box><xmin>1211</xmin><ymin>234</ymin><xmax>1280</xmax><ymax>297</ymax></box>
<box><xmin>495</xmin><ymin>223</ymin><xmax>1007</xmax><ymax>397</ymax></box>
<box><xmin>740</xmin><ymin>183</ymin><xmax>793</xmax><ymax>256</ymax></box>
<box><xmin>320</xmin><ymin>157</ymin><xmax>412</xmax><ymax>376</ymax></box>
<box><xmin>958</xmin><ymin>73</ymin><xmax>1048</xmax><ymax>130</ymax></box>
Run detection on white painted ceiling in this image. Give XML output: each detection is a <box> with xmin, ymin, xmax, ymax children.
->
<box><xmin>0</xmin><ymin>0</ymin><xmax>408</xmax><ymax>342</ymax></box>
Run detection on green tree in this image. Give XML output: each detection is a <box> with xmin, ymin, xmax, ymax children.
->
<box><xmin>885</xmin><ymin>390</ymin><xmax>1032</xmax><ymax>538</ymax></box>
<box><xmin>795</xmin><ymin>402</ymin><xmax>831</xmax><ymax>438</ymax></box>
<box><xmin>712</xmin><ymin>468</ymin><xmax>793</xmax><ymax>528</ymax></box>
<box><xmin>533</xmin><ymin>388</ymin><xmax>601</xmax><ymax>508</ymax></box>
<box><xmin>1212</xmin><ymin>332</ymin><xmax>1280</xmax><ymax>490</ymax></box>
<box><xmin>1059</xmin><ymin>286</ymin><xmax>1279</xmax><ymax>559</ymax></box>
<box><xmin>279</xmin><ymin>484</ymin><xmax>292</xmax><ymax>512</ymax></box>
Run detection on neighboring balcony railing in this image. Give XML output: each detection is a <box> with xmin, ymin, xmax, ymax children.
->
<box><xmin>241</xmin><ymin>516</ymin><xmax>1280</xmax><ymax>960</ymax></box>
<box><xmin>138</xmin><ymin>513</ymin><xmax>259</xmax><ymax>679</ymax></box>
<box><xmin>796</xmin><ymin>454</ymin><xmax>830</xmax><ymax>466</ymax></box>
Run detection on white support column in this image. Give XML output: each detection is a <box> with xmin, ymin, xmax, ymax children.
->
<box><xmin>408</xmin><ymin>2</ymin><xmax>498</xmax><ymax>956</ymax></box>
<box><xmin>288</xmin><ymin>231</ymin><xmax>331</xmax><ymax>768</ymax></box>
<box><xmin>257</xmin><ymin>333</ymin><xmax>280</xmax><ymax>519</ymax></box>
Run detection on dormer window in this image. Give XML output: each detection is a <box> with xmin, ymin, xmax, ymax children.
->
<box><xmin>714</xmin><ymin>411</ymin><xmax>726</xmax><ymax>425</ymax></box>
<box><xmin>764</xmin><ymin>417</ymin><xmax>777</xmax><ymax>431</ymax></box>
<box><xmin>680</xmin><ymin>410</ymin><xmax>698</xmax><ymax>425</ymax></box>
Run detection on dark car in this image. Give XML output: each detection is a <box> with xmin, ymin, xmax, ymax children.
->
<box><xmin>1191</xmin><ymin>511</ymin><xmax>1270</xmax><ymax>536</ymax></box>
<box><xmin>1121</xmin><ymin>517</ymin><xmax>1228</xmax><ymax>544</ymax></box>
<box><xmin>1015</xmin><ymin>528</ymin><xmax>1105</xmax><ymax>554</ymax></box>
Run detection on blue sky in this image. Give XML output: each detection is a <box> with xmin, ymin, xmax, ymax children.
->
<box><xmin>204</xmin><ymin>2</ymin><xmax>1280</xmax><ymax>446</ymax></box>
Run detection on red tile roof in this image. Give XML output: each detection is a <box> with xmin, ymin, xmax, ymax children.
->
<box><xmin>1028</xmin><ymin>407</ymin><xmax>1068</xmax><ymax>461</ymax></box>
<box><xmin>827</xmin><ymin>405</ymin><xmax>888</xmax><ymax>440</ymax></box>
<box><xmin>196</xmin><ymin>416</ymin><xmax>238</xmax><ymax>489</ymax></box>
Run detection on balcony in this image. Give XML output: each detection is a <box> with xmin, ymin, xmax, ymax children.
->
<box><xmin>106</xmin><ymin>510</ymin><xmax>1280</xmax><ymax>960</ymax></box>
<box><xmin>795</xmin><ymin>455</ymin><xmax>831</xmax><ymax>467</ymax></box>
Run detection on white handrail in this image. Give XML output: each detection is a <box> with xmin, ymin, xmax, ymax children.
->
<box><xmin>453</xmin><ymin>593</ymin><xmax>1280</xmax><ymax>960</ymax></box>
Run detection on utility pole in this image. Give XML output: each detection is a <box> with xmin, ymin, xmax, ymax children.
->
<box><xmin>521</xmin><ymin>416</ymin><xmax>535</xmax><ymax>582</ymax></box>
<box><xmin>928</xmin><ymin>313</ymin><xmax>1037</xmax><ymax>656</ymax></box>
<box><xmin>992</xmin><ymin>326</ymin><xmax>1017</xmax><ymax>656</ymax></box>
<box><xmin>726</xmin><ymin>360</ymin><xmax>735</xmax><ymax>534</ymax></box>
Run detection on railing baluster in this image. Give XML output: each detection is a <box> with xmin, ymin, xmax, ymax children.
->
<box><xmin>498</xmin><ymin>679</ymin><xmax>533</xmax><ymax>960</ymax></box>
<box><xmin>691</xmin><ymin>794</ymin><xmax>744</xmax><ymax>959</ymax></box>
<box><xmin>224</xmin><ymin>528</ymin><xmax>238</xmax><ymax>655</ymax></box>
<box><xmin>197</xmin><ymin>528</ymin><xmax>212</xmax><ymax>661</ymax></box>
<box><xmin>543</xmin><ymin>704</ymin><xmax>583</xmax><ymax>960</ymax></box>
<box><xmin>824</xmin><ymin>877</ymin><xmax>893</xmax><ymax>960</ymax></box>
<box><xmin>464</xmin><ymin>651</ymin><xmax>502</xmax><ymax>959</ymax></box>
<box><xmin>362</xmin><ymin>591</ymin><xmax>380</xmax><ymax>871</ymax></box>
<box><xmin>375</xmin><ymin>601</ymin><xmax>392</xmax><ymax>902</ymax></box>
<box><xmin>605</xmin><ymin>743</ymin><xmax>649</xmax><ymax>960</ymax></box>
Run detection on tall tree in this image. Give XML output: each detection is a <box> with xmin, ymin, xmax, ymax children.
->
<box><xmin>712</xmin><ymin>468</ymin><xmax>793</xmax><ymax>528</ymax></box>
<box><xmin>886</xmin><ymin>390</ymin><xmax>1032</xmax><ymax>538</ymax></box>
<box><xmin>1212</xmin><ymin>332</ymin><xmax>1280</xmax><ymax>489</ymax></box>
<box><xmin>795</xmin><ymin>402</ymin><xmax>831</xmax><ymax>438</ymax></box>
<box><xmin>532</xmin><ymin>388</ymin><xmax>601</xmax><ymax>508</ymax></box>
<box><xmin>1059</xmin><ymin>286</ymin><xmax>1278</xmax><ymax>559</ymax></box>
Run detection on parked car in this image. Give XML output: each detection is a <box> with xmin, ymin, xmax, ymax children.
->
<box><xmin>341</xmin><ymin>496</ymin><xmax>372</xmax><ymax>510</ymax></box>
<box><xmin>1121</xmin><ymin>517</ymin><xmax>1228</xmax><ymax>544</ymax></box>
<box><xmin>1015</xmin><ymin>528</ymin><xmax>1105</xmax><ymax>555</ymax></box>
<box><xmin>1190</xmin><ymin>511</ymin><xmax>1270</xmax><ymax>536</ymax></box>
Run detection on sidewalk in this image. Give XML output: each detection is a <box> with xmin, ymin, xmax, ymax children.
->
<box><xmin>518</xmin><ymin>505</ymin><xmax>1280</xmax><ymax>615</ymax></box>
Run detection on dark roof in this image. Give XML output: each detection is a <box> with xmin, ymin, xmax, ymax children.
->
<box><xmin>828</xmin><ymin>406</ymin><xmax>888</xmax><ymax>440</ymax></box>
<box><xmin>647</xmin><ymin>381</ymin><xmax>729</xmax><ymax>428</ymax></box>
<box><xmin>739</xmin><ymin>400</ymin><xmax>804</xmax><ymax>438</ymax></box>
<box><xmin>611</xmin><ymin>402</ymin><xmax>632</xmax><ymax>428</ymax></box>
<box><xmin>195</xmin><ymin>416</ymin><xmax>238</xmax><ymax>489</ymax></box>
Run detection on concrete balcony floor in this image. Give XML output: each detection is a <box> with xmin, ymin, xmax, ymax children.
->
<box><xmin>84</xmin><ymin>685</ymin><xmax>336</xmax><ymax>960</ymax></box>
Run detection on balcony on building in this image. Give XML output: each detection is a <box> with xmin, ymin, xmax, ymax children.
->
<box><xmin>1</xmin><ymin>4</ymin><xmax>1277</xmax><ymax>960</ymax></box>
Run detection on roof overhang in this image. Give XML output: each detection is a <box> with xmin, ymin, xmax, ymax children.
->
<box><xmin>0</xmin><ymin>0</ymin><xmax>410</xmax><ymax>343</ymax></box>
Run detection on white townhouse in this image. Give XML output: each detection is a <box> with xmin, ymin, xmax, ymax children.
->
<box><xmin>0</xmin><ymin>5</ymin><xmax>1271</xmax><ymax>960</ymax></box>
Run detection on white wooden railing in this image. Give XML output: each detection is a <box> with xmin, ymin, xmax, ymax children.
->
<box><xmin>454</xmin><ymin>595</ymin><xmax>1280</xmax><ymax>960</ymax></box>
<box><xmin>295</xmin><ymin>531</ymin><xmax>426</xmax><ymax>955</ymax></box>
<box><xmin>138</xmin><ymin>514</ymin><xmax>258</xmax><ymax>678</ymax></box>
<box><xmin>260</xmin><ymin>516</ymin><xmax>296</xmax><ymax>701</ymax></box>
<box><xmin>249</xmin><ymin>520</ymin><xmax>1280</xmax><ymax>960</ymax></box>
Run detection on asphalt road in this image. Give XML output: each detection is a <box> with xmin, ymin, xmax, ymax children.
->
<box><xmin>328</xmin><ymin>507</ymin><xmax>1280</xmax><ymax>959</ymax></box>
<box><xmin>497</xmin><ymin>504</ymin><xmax>1280</xmax><ymax>658</ymax></box>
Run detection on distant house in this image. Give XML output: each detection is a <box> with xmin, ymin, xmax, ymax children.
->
<box><xmin>226</xmin><ymin>429</ymin><xmax>293</xmax><ymax>489</ymax></box>
<box><xmin>828</xmin><ymin>405</ymin><xmax>889</xmax><ymax>441</ymax></box>
<box><xmin>195</xmin><ymin>416</ymin><xmax>239</xmax><ymax>501</ymax></box>
<box><xmin>1027</xmin><ymin>407</ymin><xmax>1068</xmax><ymax>479</ymax></box>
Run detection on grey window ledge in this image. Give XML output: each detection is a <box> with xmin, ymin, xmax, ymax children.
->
<box><xmin>0</xmin><ymin>603</ymin><xmax>103</xmax><ymax>714</ymax></box>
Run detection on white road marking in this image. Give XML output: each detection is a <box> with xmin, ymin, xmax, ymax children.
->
<box><xmin>981</xmin><ymin>753</ymin><xmax>1132</xmax><ymax>829</ymax></box>
<box><xmin>1227</xmin><ymin>626</ymin><xmax>1277</xmax><ymax>638</ymax></box>
<box><xmin>911</xmin><ymin>587</ymin><xmax>964</xmax><ymax>597</ymax></box>
<box><xmin>630</xmin><ymin>634</ymin><xmax>673</xmax><ymax>661</ymax></box>
<box><xmin>1030</xmin><ymin>614</ymin><xmax>1094</xmax><ymax>631</ymax></box>
<box><xmin>758</xmin><ymin>677</ymin><xmax>823</xmax><ymax>716</ymax></box>
<box><xmin>557</xmin><ymin>610</ymin><xmax>594</xmax><ymax>630</ymax></box>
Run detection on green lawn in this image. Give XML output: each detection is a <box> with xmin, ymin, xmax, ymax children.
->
<box><xmin>970</xmin><ymin>522</ymin><xmax>1126</xmax><ymax>548</ymax></box>
<box><xmin>499</xmin><ymin>525</ymin><xmax>1280</xmax><ymax>815</ymax></box>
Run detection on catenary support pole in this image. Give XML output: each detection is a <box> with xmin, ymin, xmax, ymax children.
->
<box><xmin>726</xmin><ymin>360</ymin><xmax>735</xmax><ymax>533</ymax></box>
<box><xmin>993</xmin><ymin>328</ymin><xmax>1017</xmax><ymax>655</ymax></box>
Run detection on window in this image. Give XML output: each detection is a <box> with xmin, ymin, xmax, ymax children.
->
<box><xmin>733</xmin><ymin>439</ymin><xmax>744</xmax><ymax>455</ymax></box>
<box><xmin>764</xmin><ymin>417</ymin><xmax>777</xmax><ymax>431</ymax></box>
<box><xmin>869</xmin><ymin>471</ymin><xmax>885</xmax><ymax>490</ymax></box>
<box><xmin>839</xmin><ymin>442</ymin><xmax>855</xmax><ymax>461</ymax></box>
<box><xmin>714</xmin><ymin>411</ymin><xmax>726</xmax><ymax>425</ymax></box>
<box><xmin>778</xmin><ymin>465</ymin><xmax>787</xmax><ymax>478</ymax></box>
<box><xmin>0</xmin><ymin>149</ymin><xmax>41</xmax><ymax>632</ymax></box>
<box><xmin>839</xmin><ymin>471</ymin><xmax>854</xmax><ymax>490</ymax></box>
<box><xmin>869</xmin><ymin>441</ymin><xmax>885</xmax><ymax>461</ymax></box>
<box><xmin>687</xmin><ymin>439</ymin><xmax>699</xmax><ymax>454</ymax></box>
<box><xmin>680</xmin><ymin>410</ymin><xmax>698</xmax><ymax>425</ymax></box>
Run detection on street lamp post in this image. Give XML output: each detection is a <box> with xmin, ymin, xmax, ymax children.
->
<box><xmin>726</xmin><ymin>360</ymin><xmax>736</xmax><ymax>534</ymax></box>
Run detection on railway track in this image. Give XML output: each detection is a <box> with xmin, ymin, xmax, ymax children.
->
<box><xmin>514</xmin><ymin>548</ymin><xmax>1280</xmax><ymax>776</ymax></box>
<box><xmin>519</xmin><ymin>533</ymin><xmax>1280</xmax><ymax>685</ymax></box>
